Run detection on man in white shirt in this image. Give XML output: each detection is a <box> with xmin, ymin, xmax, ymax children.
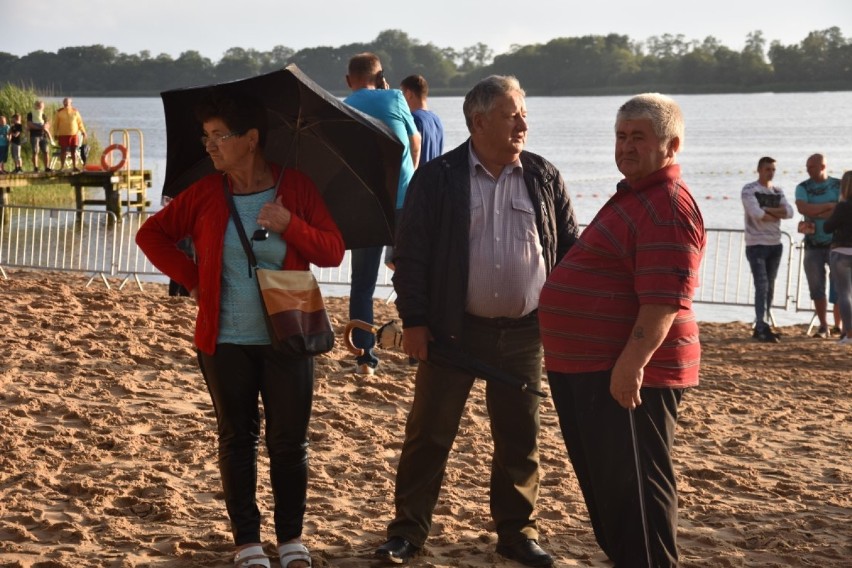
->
<box><xmin>741</xmin><ymin>156</ymin><xmax>794</xmax><ymax>341</ymax></box>
<box><xmin>376</xmin><ymin>75</ymin><xmax>578</xmax><ymax>566</ymax></box>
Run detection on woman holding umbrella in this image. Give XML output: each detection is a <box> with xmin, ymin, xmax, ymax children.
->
<box><xmin>137</xmin><ymin>93</ymin><xmax>344</xmax><ymax>568</ymax></box>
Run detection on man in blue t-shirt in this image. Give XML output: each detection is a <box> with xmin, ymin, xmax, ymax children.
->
<box><xmin>400</xmin><ymin>74</ymin><xmax>444</xmax><ymax>165</ymax></box>
<box><xmin>344</xmin><ymin>52</ymin><xmax>421</xmax><ymax>375</ymax></box>
<box><xmin>795</xmin><ymin>153</ymin><xmax>841</xmax><ymax>338</ymax></box>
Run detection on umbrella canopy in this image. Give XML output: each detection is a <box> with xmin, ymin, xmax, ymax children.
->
<box><xmin>160</xmin><ymin>64</ymin><xmax>403</xmax><ymax>249</ymax></box>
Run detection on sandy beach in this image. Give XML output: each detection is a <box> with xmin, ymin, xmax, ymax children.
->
<box><xmin>0</xmin><ymin>269</ymin><xmax>849</xmax><ymax>567</ymax></box>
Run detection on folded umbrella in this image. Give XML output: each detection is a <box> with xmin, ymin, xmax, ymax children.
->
<box><xmin>160</xmin><ymin>64</ymin><xmax>404</xmax><ymax>249</ymax></box>
<box><xmin>343</xmin><ymin>320</ymin><xmax>547</xmax><ymax>397</ymax></box>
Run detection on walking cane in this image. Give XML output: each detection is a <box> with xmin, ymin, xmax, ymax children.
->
<box><xmin>629</xmin><ymin>407</ymin><xmax>654</xmax><ymax>568</ymax></box>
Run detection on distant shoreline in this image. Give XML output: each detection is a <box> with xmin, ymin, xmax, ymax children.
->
<box><xmin>52</xmin><ymin>85</ymin><xmax>852</xmax><ymax>98</ymax></box>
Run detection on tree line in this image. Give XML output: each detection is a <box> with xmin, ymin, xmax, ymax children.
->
<box><xmin>1</xmin><ymin>27</ymin><xmax>850</xmax><ymax>97</ymax></box>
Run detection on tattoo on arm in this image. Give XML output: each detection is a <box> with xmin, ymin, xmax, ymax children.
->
<box><xmin>632</xmin><ymin>326</ymin><xmax>645</xmax><ymax>340</ymax></box>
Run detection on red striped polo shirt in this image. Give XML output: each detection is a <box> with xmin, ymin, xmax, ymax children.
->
<box><xmin>539</xmin><ymin>165</ymin><xmax>705</xmax><ymax>388</ymax></box>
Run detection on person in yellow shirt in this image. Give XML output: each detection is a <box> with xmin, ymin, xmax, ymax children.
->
<box><xmin>53</xmin><ymin>98</ymin><xmax>87</xmax><ymax>172</ymax></box>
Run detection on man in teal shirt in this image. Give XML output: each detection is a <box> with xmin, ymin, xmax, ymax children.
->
<box><xmin>795</xmin><ymin>153</ymin><xmax>841</xmax><ymax>338</ymax></box>
<box><xmin>344</xmin><ymin>52</ymin><xmax>421</xmax><ymax>375</ymax></box>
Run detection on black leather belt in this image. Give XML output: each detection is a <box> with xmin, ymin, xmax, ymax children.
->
<box><xmin>464</xmin><ymin>310</ymin><xmax>538</xmax><ymax>328</ymax></box>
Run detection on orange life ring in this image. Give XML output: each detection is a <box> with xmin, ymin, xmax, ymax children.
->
<box><xmin>100</xmin><ymin>144</ymin><xmax>127</xmax><ymax>172</ymax></box>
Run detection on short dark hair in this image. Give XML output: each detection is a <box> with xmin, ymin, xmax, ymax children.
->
<box><xmin>194</xmin><ymin>91</ymin><xmax>268</xmax><ymax>148</ymax></box>
<box><xmin>400</xmin><ymin>75</ymin><xmax>429</xmax><ymax>98</ymax></box>
<box><xmin>757</xmin><ymin>156</ymin><xmax>776</xmax><ymax>169</ymax></box>
<box><xmin>348</xmin><ymin>52</ymin><xmax>382</xmax><ymax>79</ymax></box>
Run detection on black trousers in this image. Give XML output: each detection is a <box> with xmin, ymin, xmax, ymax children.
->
<box><xmin>549</xmin><ymin>370</ymin><xmax>683</xmax><ymax>568</ymax></box>
<box><xmin>198</xmin><ymin>343</ymin><xmax>314</xmax><ymax>545</ymax></box>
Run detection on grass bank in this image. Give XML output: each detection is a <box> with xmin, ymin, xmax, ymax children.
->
<box><xmin>6</xmin><ymin>185</ymin><xmax>77</xmax><ymax>208</ymax></box>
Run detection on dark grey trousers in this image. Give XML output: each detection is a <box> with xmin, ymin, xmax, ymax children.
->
<box><xmin>388</xmin><ymin>313</ymin><xmax>544</xmax><ymax>547</ymax></box>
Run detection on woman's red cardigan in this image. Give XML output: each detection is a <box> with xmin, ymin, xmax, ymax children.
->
<box><xmin>136</xmin><ymin>165</ymin><xmax>345</xmax><ymax>354</ymax></box>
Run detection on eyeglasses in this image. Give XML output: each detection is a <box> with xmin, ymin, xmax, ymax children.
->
<box><xmin>200</xmin><ymin>131</ymin><xmax>240</xmax><ymax>147</ymax></box>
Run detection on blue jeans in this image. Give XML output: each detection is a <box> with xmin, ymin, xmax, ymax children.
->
<box><xmin>349</xmin><ymin>246</ymin><xmax>383</xmax><ymax>367</ymax></box>
<box><xmin>746</xmin><ymin>244</ymin><xmax>783</xmax><ymax>331</ymax></box>
<box><xmin>830</xmin><ymin>251</ymin><xmax>852</xmax><ymax>335</ymax></box>
<box><xmin>803</xmin><ymin>245</ymin><xmax>831</xmax><ymax>301</ymax></box>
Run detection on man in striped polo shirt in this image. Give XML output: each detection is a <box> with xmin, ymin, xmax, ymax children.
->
<box><xmin>538</xmin><ymin>93</ymin><xmax>706</xmax><ymax>568</ymax></box>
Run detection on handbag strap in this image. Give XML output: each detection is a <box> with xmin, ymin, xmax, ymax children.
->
<box><xmin>221</xmin><ymin>168</ymin><xmax>288</xmax><ymax>277</ymax></box>
<box><xmin>222</xmin><ymin>175</ymin><xmax>258</xmax><ymax>277</ymax></box>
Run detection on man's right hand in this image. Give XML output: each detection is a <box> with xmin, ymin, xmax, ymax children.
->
<box><xmin>402</xmin><ymin>326</ymin><xmax>432</xmax><ymax>361</ymax></box>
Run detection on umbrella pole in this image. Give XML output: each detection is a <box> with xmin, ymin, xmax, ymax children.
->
<box><xmin>427</xmin><ymin>342</ymin><xmax>547</xmax><ymax>398</ymax></box>
<box><xmin>519</xmin><ymin>383</ymin><xmax>548</xmax><ymax>398</ymax></box>
<box><xmin>341</xmin><ymin>320</ymin><xmax>546</xmax><ymax>398</ymax></box>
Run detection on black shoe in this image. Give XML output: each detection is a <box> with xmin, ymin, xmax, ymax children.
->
<box><xmin>496</xmin><ymin>539</ymin><xmax>553</xmax><ymax>567</ymax></box>
<box><xmin>753</xmin><ymin>328</ymin><xmax>780</xmax><ymax>343</ymax></box>
<box><xmin>375</xmin><ymin>537</ymin><xmax>419</xmax><ymax>564</ymax></box>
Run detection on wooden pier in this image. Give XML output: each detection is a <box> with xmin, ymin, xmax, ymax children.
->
<box><xmin>0</xmin><ymin>169</ymin><xmax>152</xmax><ymax>218</ymax></box>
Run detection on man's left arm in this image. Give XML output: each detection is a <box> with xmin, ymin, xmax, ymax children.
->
<box><xmin>614</xmin><ymin>192</ymin><xmax>704</xmax><ymax>409</ymax></box>
<box><xmin>776</xmin><ymin>191</ymin><xmax>795</xmax><ymax>219</ymax></box>
<box><xmin>763</xmin><ymin>205</ymin><xmax>792</xmax><ymax>219</ymax></box>
<box><xmin>610</xmin><ymin>303</ymin><xmax>679</xmax><ymax>409</ymax></box>
<box><xmin>397</xmin><ymin>91</ymin><xmax>420</xmax><ymax>169</ymax></box>
<box><xmin>409</xmin><ymin>132</ymin><xmax>421</xmax><ymax>170</ymax></box>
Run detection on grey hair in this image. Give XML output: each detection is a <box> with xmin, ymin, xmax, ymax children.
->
<box><xmin>463</xmin><ymin>75</ymin><xmax>525</xmax><ymax>132</ymax></box>
<box><xmin>616</xmin><ymin>93</ymin><xmax>684</xmax><ymax>148</ymax></box>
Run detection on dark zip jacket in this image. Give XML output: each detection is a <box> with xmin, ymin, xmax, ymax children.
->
<box><xmin>392</xmin><ymin>140</ymin><xmax>579</xmax><ymax>344</ymax></box>
<box><xmin>824</xmin><ymin>200</ymin><xmax>852</xmax><ymax>248</ymax></box>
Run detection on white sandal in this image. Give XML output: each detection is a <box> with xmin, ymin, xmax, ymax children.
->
<box><xmin>234</xmin><ymin>544</ymin><xmax>271</xmax><ymax>568</ymax></box>
<box><xmin>277</xmin><ymin>542</ymin><xmax>312</xmax><ymax>568</ymax></box>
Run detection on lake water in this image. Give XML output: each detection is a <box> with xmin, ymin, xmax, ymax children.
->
<box><xmin>74</xmin><ymin>91</ymin><xmax>852</xmax><ymax>226</ymax></box>
<box><xmin>70</xmin><ymin>92</ymin><xmax>852</xmax><ymax>325</ymax></box>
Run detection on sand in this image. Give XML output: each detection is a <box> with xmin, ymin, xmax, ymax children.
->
<box><xmin>0</xmin><ymin>270</ymin><xmax>849</xmax><ymax>567</ymax></box>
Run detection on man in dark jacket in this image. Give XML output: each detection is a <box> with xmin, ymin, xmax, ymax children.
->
<box><xmin>375</xmin><ymin>75</ymin><xmax>578</xmax><ymax>567</ymax></box>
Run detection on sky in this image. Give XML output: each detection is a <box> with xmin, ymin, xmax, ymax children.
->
<box><xmin>5</xmin><ymin>0</ymin><xmax>851</xmax><ymax>61</ymax></box>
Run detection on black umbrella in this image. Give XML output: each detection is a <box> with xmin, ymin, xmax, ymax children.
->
<box><xmin>160</xmin><ymin>64</ymin><xmax>403</xmax><ymax>249</ymax></box>
<box><xmin>343</xmin><ymin>320</ymin><xmax>547</xmax><ymax>397</ymax></box>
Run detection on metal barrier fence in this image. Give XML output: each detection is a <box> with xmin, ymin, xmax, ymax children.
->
<box><xmin>109</xmin><ymin>211</ymin><xmax>396</xmax><ymax>293</ymax></box>
<box><xmin>0</xmin><ymin>205</ymin><xmax>117</xmax><ymax>287</ymax></box>
<box><xmin>114</xmin><ymin>211</ymin><xmax>164</xmax><ymax>290</ymax></box>
<box><xmin>0</xmin><ymin>206</ymin><xmax>819</xmax><ymax>321</ymax></box>
<box><xmin>696</xmin><ymin>229</ymin><xmax>797</xmax><ymax>310</ymax></box>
